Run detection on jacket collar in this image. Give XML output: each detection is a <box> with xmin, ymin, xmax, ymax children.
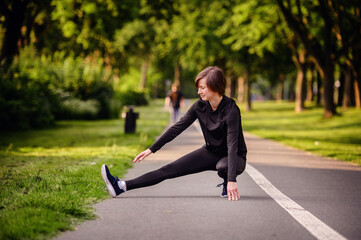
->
<box><xmin>205</xmin><ymin>95</ymin><xmax>229</xmax><ymax>112</ymax></box>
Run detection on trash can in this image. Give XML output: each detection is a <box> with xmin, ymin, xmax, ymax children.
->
<box><xmin>124</xmin><ymin>106</ymin><xmax>139</xmax><ymax>133</ymax></box>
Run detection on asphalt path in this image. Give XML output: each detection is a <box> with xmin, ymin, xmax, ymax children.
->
<box><xmin>54</xmin><ymin>106</ymin><xmax>361</xmax><ymax>240</ymax></box>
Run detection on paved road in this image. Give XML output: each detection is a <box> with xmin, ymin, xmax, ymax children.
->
<box><xmin>54</xmin><ymin>107</ymin><xmax>361</xmax><ymax>240</ymax></box>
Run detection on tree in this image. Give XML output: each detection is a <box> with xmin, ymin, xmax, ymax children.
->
<box><xmin>258</xmin><ymin>41</ymin><xmax>294</xmax><ymax>102</ymax></box>
<box><xmin>0</xmin><ymin>0</ymin><xmax>140</xmax><ymax>72</ymax></box>
<box><xmin>276</xmin><ymin>0</ymin><xmax>340</xmax><ymax>117</ymax></box>
<box><xmin>50</xmin><ymin>0</ymin><xmax>138</xmax><ymax>60</ymax></box>
<box><xmin>218</xmin><ymin>0</ymin><xmax>290</xmax><ymax>110</ymax></box>
<box><xmin>154</xmin><ymin>0</ymin><xmax>233</xmax><ymax>93</ymax></box>
<box><xmin>288</xmin><ymin>36</ymin><xmax>308</xmax><ymax>112</ymax></box>
<box><xmin>114</xmin><ymin>0</ymin><xmax>179</xmax><ymax>90</ymax></box>
<box><xmin>0</xmin><ymin>0</ymin><xmax>52</xmax><ymax>72</ymax></box>
<box><xmin>328</xmin><ymin>0</ymin><xmax>361</xmax><ymax>108</ymax></box>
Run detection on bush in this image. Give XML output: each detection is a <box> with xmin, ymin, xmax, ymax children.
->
<box><xmin>0</xmin><ymin>72</ymin><xmax>58</xmax><ymax>130</ymax></box>
<box><xmin>116</xmin><ymin>90</ymin><xmax>148</xmax><ymax>107</ymax></box>
<box><xmin>0</xmin><ymin>47</ymin><xmax>118</xmax><ymax>130</ymax></box>
<box><xmin>108</xmin><ymin>90</ymin><xmax>148</xmax><ymax>119</ymax></box>
<box><xmin>109</xmin><ymin>98</ymin><xmax>123</xmax><ymax>119</ymax></box>
<box><xmin>23</xmin><ymin>47</ymin><xmax>114</xmax><ymax>115</ymax></box>
<box><xmin>0</xmin><ymin>47</ymin><xmax>154</xmax><ymax>129</ymax></box>
<box><xmin>58</xmin><ymin>98</ymin><xmax>100</xmax><ymax>120</ymax></box>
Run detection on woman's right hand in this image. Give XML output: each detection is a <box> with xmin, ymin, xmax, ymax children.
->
<box><xmin>133</xmin><ymin>149</ymin><xmax>152</xmax><ymax>163</ymax></box>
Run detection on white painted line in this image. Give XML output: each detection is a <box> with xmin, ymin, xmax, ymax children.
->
<box><xmin>246</xmin><ymin>164</ymin><xmax>348</xmax><ymax>240</ymax></box>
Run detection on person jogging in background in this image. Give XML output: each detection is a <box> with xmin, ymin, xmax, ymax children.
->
<box><xmin>164</xmin><ymin>83</ymin><xmax>184</xmax><ymax>122</ymax></box>
<box><xmin>101</xmin><ymin>66</ymin><xmax>247</xmax><ymax>201</ymax></box>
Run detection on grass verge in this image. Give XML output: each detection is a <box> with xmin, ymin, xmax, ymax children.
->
<box><xmin>240</xmin><ymin>101</ymin><xmax>361</xmax><ymax>165</ymax></box>
<box><xmin>0</xmin><ymin>99</ymin><xmax>169</xmax><ymax>240</ymax></box>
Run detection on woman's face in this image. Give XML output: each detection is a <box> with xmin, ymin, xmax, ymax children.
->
<box><xmin>197</xmin><ymin>78</ymin><xmax>218</xmax><ymax>101</ymax></box>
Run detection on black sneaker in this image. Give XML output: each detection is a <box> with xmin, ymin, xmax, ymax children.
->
<box><xmin>217</xmin><ymin>181</ymin><xmax>228</xmax><ymax>198</ymax></box>
<box><xmin>101</xmin><ymin>164</ymin><xmax>124</xmax><ymax>197</ymax></box>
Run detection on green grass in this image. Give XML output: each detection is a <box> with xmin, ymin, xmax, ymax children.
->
<box><xmin>239</xmin><ymin>101</ymin><xmax>361</xmax><ymax>165</ymax></box>
<box><xmin>0</xmin><ymin>99</ymin><xmax>169</xmax><ymax>240</ymax></box>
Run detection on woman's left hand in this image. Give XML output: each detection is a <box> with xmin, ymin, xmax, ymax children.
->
<box><xmin>227</xmin><ymin>182</ymin><xmax>240</xmax><ymax>201</ymax></box>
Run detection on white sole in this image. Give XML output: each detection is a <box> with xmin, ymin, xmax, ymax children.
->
<box><xmin>101</xmin><ymin>164</ymin><xmax>116</xmax><ymax>198</ymax></box>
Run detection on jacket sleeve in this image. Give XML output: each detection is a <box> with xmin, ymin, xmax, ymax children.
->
<box><xmin>226</xmin><ymin>105</ymin><xmax>240</xmax><ymax>182</ymax></box>
<box><xmin>149</xmin><ymin>102</ymin><xmax>197</xmax><ymax>153</ymax></box>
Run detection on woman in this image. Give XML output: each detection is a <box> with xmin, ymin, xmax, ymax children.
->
<box><xmin>101</xmin><ymin>66</ymin><xmax>247</xmax><ymax>201</ymax></box>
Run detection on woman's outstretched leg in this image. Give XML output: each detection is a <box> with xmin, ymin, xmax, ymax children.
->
<box><xmin>125</xmin><ymin>147</ymin><xmax>220</xmax><ymax>191</ymax></box>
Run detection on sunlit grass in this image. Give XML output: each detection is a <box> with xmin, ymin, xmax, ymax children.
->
<box><xmin>240</xmin><ymin>101</ymin><xmax>361</xmax><ymax>165</ymax></box>
<box><xmin>0</xmin><ymin>99</ymin><xmax>169</xmax><ymax>239</ymax></box>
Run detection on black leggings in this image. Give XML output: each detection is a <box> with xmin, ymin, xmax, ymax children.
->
<box><xmin>125</xmin><ymin>147</ymin><xmax>246</xmax><ymax>191</ymax></box>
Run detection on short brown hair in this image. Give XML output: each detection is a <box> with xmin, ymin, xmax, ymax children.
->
<box><xmin>195</xmin><ymin>66</ymin><xmax>226</xmax><ymax>95</ymax></box>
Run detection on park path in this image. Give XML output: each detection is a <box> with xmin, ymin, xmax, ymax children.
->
<box><xmin>54</xmin><ymin>101</ymin><xmax>361</xmax><ymax>240</ymax></box>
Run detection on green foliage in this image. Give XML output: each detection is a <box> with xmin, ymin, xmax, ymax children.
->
<box><xmin>165</xmin><ymin>1</ymin><xmax>226</xmax><ymax>70</ymax></box>
<box><xmin>112</xmin><ymin>57</ymin><xmax>166</xmax><ymax>99</ymax></box>
<box><xmin>50</xmin><ymin>54</ymin><xmax>114</xmax><ymax>119</ymax></box>
<box><xmin>220</xmin><ymin>0</ymin><xmax>280</xmax><ymax>56</ymax></box>
<box><xmin>0</xmin><ymin>71</ymin><xmax>58</xmax><ymax>130</ymax></box>
<box><xmin>115</xmin><ymin>90</ymin><xmax>148</xmax><ymax>108</ymax></box>
<box><xmin>0</xmin><ymin>47</ymin><xmax>118</xmax><ymax>129</ymax></box>
<box><xmin>0</xmin><ymin>99</ymin><xmax>169</xmax><ymax>239</ymax></box>
<box><xmin>114</xmin><ymin>19</ymin><xmax>154</xmax><ymax>55</ymax></box>
<box><xmin>113</xmin><ymin>64</ymin><xmax>142</xmax><ymax>92</ymax></box>
<box><xmin>50</xmin><ymin>0</ymin><xmax>128</xmax><ymax>53</ymax></box>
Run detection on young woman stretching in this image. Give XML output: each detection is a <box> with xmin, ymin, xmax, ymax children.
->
<box><xmin>101</xmin><ymin>66</ymin><xmax>247</xmax><ymax>201</ymax></box>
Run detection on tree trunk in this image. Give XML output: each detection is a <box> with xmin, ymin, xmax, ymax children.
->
<box><xmin>321</xmin><ymin>64</ymin><xmax>337</xmax><ymax>118</ymax></box>
<box><xmin>237</xmin><ymin>76</ymin><xmax>244</xmax><ymax>103</ymax></box>
<box><xmin>344</xmin><ymin>51</ymin><xmax>361</xmax><ymax>109</ymax></box>
<box><xmin>292</xmin><ymin>49</ymin><xmax>307</xmax><ymax>112</ymax></box>
<box><xmin>230</xmin><ymin>77</ymin><xmax>236</xmax><ymax>98</ymax></box>
<box><xmin>352</xmin><ymin>51</ymin><xmax>361</xmax><ymax>108</ymax></box>
<box><xmin>226</xmin><ymin>75</ymin><xmax>236</xmax><ymax>98</ymax></box>
<box><xmin>226</xmin><ymin>75</ymin><xmax>232</xmax><ymax>97</ymax></box>
<box><xmin>316</xmin><ymin>70</ymin><xmax>322</xmax><ymax>105</ymax></box>
<box><xmin>342</xmin><ymin>67</ymin><xmax>353</xmax><ymax>109</ymax></box>
<box><xmin>313</xmin><ymin>1</ymin><xmax>337</xmax><ymax>118</ymax></box>
<box><xmin>174</xmin><ymin>62</ymin><xmax>181</xmax><ymax>87</ymax></box>
<box><xmin>140</xmin><ymin>60</ymin><xmax>149</xmax><ymax>90</ymax></box>
<box><xmin>243</xmin><ymin>69</ymin><xmax>251</xmax><ymax>112</ymax></box>
<box><xmin>289</xmin><ymin>79</ymin><xmax>295</xmax><ymax>102</ymax></box>
<box><xmin>346</xmin><ymin>57</ymin><xmax>361</xmax><ymax>108</ymax></box>
<box><xmin>307</xmin><ymin>64</ymin><xmax>314</xmax><ymax>102</ymax></box>
<box><xmin>354</xmin><ymin>78</ymin><xmax>360</xmax><ymax>108</ymax></box>
<box><xmin>276</xmin><ymin>74</ymin><xmax>285</xmax><ymax>102</ymax></box>
<box><xmin>337</xmin><ymin>70</ymin><xmax>344</xmax><ymax>107</ymax></box>
<box><xmin>351</xmin><ymin>31</ymin><xmax>361</xmax><ymax>108</ymax></box>
<box><xmin>295</xmin><ymin>67</ymin><xmax>307</xmax><ymax>112</ymax></box>
<box><xmin>0</xmin><ymin>0</ymin><xmax>27</xmax><ymax>72</ymax></box>
<box><xmin>153</xmin><ymin>83</ymin><xmax>159</xmax><ymax>98</ymax></box>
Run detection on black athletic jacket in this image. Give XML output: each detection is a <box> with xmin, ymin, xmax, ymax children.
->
<box><xmin>149</xmin><ymin>95</ymin><xmax>247</xmax><ymax>182</ymax></box>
